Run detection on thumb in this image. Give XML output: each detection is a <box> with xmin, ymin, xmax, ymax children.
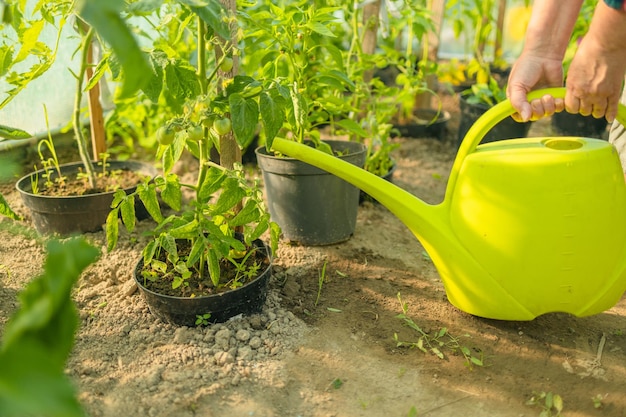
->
<box><xmin>508</xmin><ymin>87</ymin><xmax>532</xmax><ymax>122</ymax></box>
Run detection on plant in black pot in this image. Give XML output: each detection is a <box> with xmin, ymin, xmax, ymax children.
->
<box><xmin>106</xmin><ymin>0</ymin><xmax>281</xmax><ymax>326</ymax></box>
<box><xmin>458</xmin><ymin>71</ymin><xmax>532</xmax><ymax>147</ymax></box>
<box><xmin>242</xmin><ymin>2</ymin><xmax>367</xmax><ymax>246</ymax></box>
<box><xmin>4</xmin><ymin>1</ymin><xmax>156</xmax><ymax>235</ymax></box>
<box><xmin>377</xmin><ymin>0</ymin><xmax>450</xmax><ymax>140</ymax></box>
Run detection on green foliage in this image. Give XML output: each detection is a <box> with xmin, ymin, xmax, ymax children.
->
<box><xmin>0</xmin><ymin>124</ymin><xmax>31</xmax><ymax>140</ymax></box>
<box><xmin>0</xmin><ymin>194</ymin><xmax>21</xmax><ymax>221</ymax></box>
<box><xmin>461</xmin><ymin>75</ymin><xmax>506</xmax><ymax>107</ymax></box>
<box><xmin>394</xmin><ymin>293</ymin><xmax>484</xmax><ymax>369</ymax></box>
<box><xmin>0</xmin><ymin>0</ymin><xmax>69</xmax><ymax>110</ymax></box>
<box><xmin>239</xmin><ymin>0</ymin><xmax>351</xmax><ymax>147</ymax></box>
<box><xmin>526</xmin><ymin>392</ymin><xmax>564</xmax><ymax>417</ymax></box>
<box><xmin>75</xmin><ymin>0</ymin><xmax>152</xmax><ymax>99</ymax></box>
<box><xmin>0</xmin><ymin>237</ymin><xmax>100</xmax><ymax>417</ymax></box>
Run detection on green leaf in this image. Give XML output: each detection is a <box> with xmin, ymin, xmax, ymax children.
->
<box><xmin>186</xmin><ymin>237</ymin><xmax>206</xmax><ymax>268</ymax></box>
<box><xmin>164</xmin><ymin>59</ymin><xmax>201</xmax><ymax>105</ymax></box>
<box><xmin>84</xmin><ymin>55</ymin><xmax>109</xmax><ymax>92</ymax></box>
<box><xmin>0</xmin><ymin>45</ymin><xmax>14</xmax><ymax>77</ymax></box>
<box><xmin>14</xmin><ymin>19</ymin><xmax>44</xmax><ymax>64</ymax></box>
<box><xmin>260</xmin><ymin>91</ymin><xmax>285</xmax><ymax>146</ymax></box>
<box><xmin>431</xmin><ymin>347</ymin><xmax>444</xmax><ymax>360</ymax></box>
<box><xmin>0</xmin><ymin>238</ymin><xmax>98</xmax><ymax>417</ymax></box>
<box><xmin>142</xmin><ymin>240</ymin><xmax>158</xmax><ymax>265</ymax></box>
<box><xmin>553</xmin><ymin>394</ymin><xmax>563</xmax><ymax>412</ymax></box>
<box><xmin>229</xmin><ymin>199</ymin><xmax>259</xmax><ymax>227</ymax></box>
<box><xmin>0</xmin><ymin>193</ymin><xmax>21</xmax><ymax>220</ymax></box>
<box><xmin>335</xmin><ymin>119</ymin><xmax>368</xmax><ymax>138</ymax></box>
<box><xmin>206</xmin><ymin>248</ymin><xmax>220</xmax><ymax>287</ymax></box>
<box><xmin>470</xmin><ymin>357</ymin><xmax>483</xmax><ymax>367</ymax></box>
<box><xmin>138</xmin><ymin>184</ymin><xmax>163</xmax><ymax>223</ymax></box>
<box><xmin>119</xmin><ymin>195</ymin><xmax>136</xmax><ymax>232</ymax></box>
<box><xmin>307</xmin><ymin>21</ymin><xmax>336</xmax><ymax>38</ymax></box>
<box><xmin>76</xmin><ymin>0</ymin><xmax>152</xmax><ymax>99</ymax></box>
<box><xmin>141</xmin><ymin>52</ymin><xmax>165</xmax><ymax>103</ymax></box>
<box><xmin>169</xmin><ymin>219</ymin><xmax>199</xmax><ymax>239</ymax></box>
<box><xmin>161</xmin><ymin>174</ymin><xmax>182</xmax><ymax>211</ymax></box>
<box><xmin>229</xmin><ymin>93</ymin><xmax>259</xmax><ymax>149</ymax></box>
<box><xmin>105</xmin><ymin>208</ymin><xmax>119</xmax><ymax>252</ymax></box>
<box><xmin>160</xmin><ymin>234</ymin><xmax>177</xmax><ymax>258</ymax></box>
<box><xmin>198</xmin><ymin>168</ymin><xmax>226</xmax><ymax>202</ymax></box>
<box><xmin>127</xmin><ymin>0</ymin><xmax>162</xmax><ymax>15</ymax></box>
<box><xmin>179</xmin><ymin>0</ymin><xmax>230</xmax><ymax>39</ymax></box>
<box><xmin>0</xmin><ymin>124</ymin><xmax>31</xmax><ymax>140</ymax></box>
<box><xmin>213</xmin><ymin>178</ymin><xmax>246</xmax><ymax>215</ymax></box>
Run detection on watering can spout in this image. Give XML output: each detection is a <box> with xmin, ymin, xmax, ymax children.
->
<box><xmin>269</xmin><ymin>137</ymin><xmax>451</xmax><ymax>249</ymax></box>
<box><xmin>269</xmin><ymin>88</ymin><xmax>626</xmax><ymax>321</ymax></box>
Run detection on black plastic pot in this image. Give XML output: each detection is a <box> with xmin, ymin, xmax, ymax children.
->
<box><xmin>360</xmin><ymin>161</ymin><xmax>396</xmax><ymax>204</ymax></box>
<box><xmin>392</xmin><ymin>109</ymin><xmax>451</xmax><ymax>141</ymax></box>
<box><xmin>134</xmin><ymin>239</ymin><xmax>272</xmax><ymax>326</ymax></box>
<box><xmin>551</xmin><ymin>111</ymin><xmax>608</xmax><ymax>139</ymax></box>
<box><xmin>256</xmin><ymin>140</ymin><xmax>367</xmax><ymax>246</ymax></box>
<box><xmin>16</xmin><ymin>160</ymin><xmax>157</xmax><ymax>235</ymax></box>
<box><xmin>457</xmin><ymin>96</ymin><xmax>532</xmax><ymax>147</ymax></box>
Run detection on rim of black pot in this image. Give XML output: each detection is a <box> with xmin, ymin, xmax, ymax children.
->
<box><xmin>15</xmin><ymin>160</ymin><xmax>157</xmax><ymax>198</ymax></box>
<box><xmin>133</xmin><ymin>240</ymin><xmax>271</xmax><ymax>301</ymax></box>
<box><xmin>254</xmin><ymin>139</ymin><xmax>366</xmax><ymax>159</ymax></box>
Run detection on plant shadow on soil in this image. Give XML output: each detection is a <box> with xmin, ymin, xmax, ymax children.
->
<box><xmin>1</xmin><ymin>91</ymin><xmax>626</xmax><ymax>417</ymax></box>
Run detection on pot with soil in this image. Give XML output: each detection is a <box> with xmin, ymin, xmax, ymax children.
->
<box><xmin>133</xmin><ymin>237</ymin><xmax>272</xmax><ymax>326</ymax></box>
<box><xmin>360</xmin><ymin>159</ymin><xmax>396</xmax><ymax>204</ymax></box>
<box><xmin>16</xmin><ymin>159</ymin><xmax>156</xmax><ymax>235</ymax></box>
<box><xmin>457</xmin><ymin>95</ymin><xmax>532</xmax><ymax>147</ymax></box>
<box><xmin>392</xmin><ymin>109</ymin><xmax>451</xmax><ymax>141</ymax></box>
<box><xmin>551</xmin><ymin>111</ymin><xmax>608</xmax><ymax>139</ymax></box>
<box><xmin>255</xmin><ymin>140</ymin><xmax>367</xmax><ymax>246</ymax></box>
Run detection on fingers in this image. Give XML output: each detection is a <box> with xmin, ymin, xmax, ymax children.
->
<box><xmin>508</xmin><ymin>87</ymin><xmax>533</xmax><ymax>122</ymax></box>
<box><xmin>565</xmin><ymin>90</ymin><xmax>618</xmax><ymax>122</ymax></box>
<box><xmin>521</xmin><ymin>94</ymin><xmax>562</xmax><ymax>122</ymax></box>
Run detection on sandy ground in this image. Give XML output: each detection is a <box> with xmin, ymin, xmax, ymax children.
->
<box><xmin>2</xmin><ymin>93</ymin><xmax>626</xmax><ymax>417</ymax></box>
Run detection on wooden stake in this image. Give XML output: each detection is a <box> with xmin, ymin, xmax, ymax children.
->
<box><xmin>86</xmin><ymin>39</ymin><xmax>106</xmax><ymax>161</ymax></box>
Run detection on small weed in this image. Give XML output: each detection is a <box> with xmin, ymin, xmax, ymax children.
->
<box><xmin>407</xmin><ymin>406</ymin><xmax>418</xmax><ymax>417</ymax></box>
<box><xmin>394</xmin><ymin>293</ymin><xmax>484</xmax><ymax>369</ymax></box>
<box><xmin>612</xmin><ymin>329</ymin><xmax>623</xmax><ymax>336</ymax></box>
<box><xmin>195</xmin><ymin>313</ymin><xmax>211</xmax><ymax>326</ymax></box>
<box><xmin>314</xmin><ymin>260</ymin><xmax>328</xmax><ymax>307</ymax></box>
<box><xmin>591</xmin><ymin>393</ymin><xmax>607</xmax><ymax>409</ymax></box>
<box><xmin>326</xmin><ymin>377</ymin><xmax>343</xmax><ymax>391</ymax></box>
<box><xmin>526</xmin><ymin>391</ymin><xmax>563</xmax><ymax>417</ymax></box>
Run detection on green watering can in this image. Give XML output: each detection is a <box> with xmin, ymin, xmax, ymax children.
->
<box><xmin>271</xmin><ymin>88</ymin><xmax>626</xmax><ymax>321</ymax></box>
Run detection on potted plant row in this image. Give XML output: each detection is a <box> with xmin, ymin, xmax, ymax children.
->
<box><xmin>2</xmin><ymin>2</ymin><xmax>155</xmax><ymax>235</ymax></box>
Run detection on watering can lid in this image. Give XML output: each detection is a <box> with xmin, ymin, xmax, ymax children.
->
<box><xmin>473</xmin><ymin>136</ymin><xmax>612</xmax><ymax>154</ymax></box>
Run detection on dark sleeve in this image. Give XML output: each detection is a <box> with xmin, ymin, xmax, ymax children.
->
<box><xmin>604</xmin><ymin>0</ymin><xmax>626</xmax><ymax>10</ymax></box>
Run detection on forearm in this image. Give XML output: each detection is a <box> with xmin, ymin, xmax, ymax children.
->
<box><xmin>522</xmin><ymin>0</ymin><xmax>584</xmax><ymax>60</ymax></box>
<box><xmin>585</xmin><ymin>1</ymin><xmax>626</xmax><ymax>58</ymax></box>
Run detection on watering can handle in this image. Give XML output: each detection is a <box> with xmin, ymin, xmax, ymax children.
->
<box><xmin>451</xmin><ymin>87</ymin><xmax>626</xmax><ymax>180</ymax></box>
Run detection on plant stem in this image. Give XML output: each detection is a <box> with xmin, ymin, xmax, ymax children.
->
<box><xmin>74</xmin><ymin>24</ymin><xmax>97</xmax><ymax>189</ymax></box>
<box><xmin>196</xmin><ymin>16</ymin><xmax>209</xmax><ymax>195</ymax></box>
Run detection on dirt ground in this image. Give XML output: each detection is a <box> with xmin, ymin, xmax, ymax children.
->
<box><xmin>2</xmin><ymin>92</ymin><xmax>626</xmax><ymax>417</ymax></box>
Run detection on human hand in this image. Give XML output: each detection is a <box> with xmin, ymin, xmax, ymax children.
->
<box><xmin>563</xmin><ymin>34</ymin><xmax>626</xmax><ymax>123</ymax></box>
<box><xmin>506</xmin><ymin>54</ymin><xmax>565</xmax><ymax>122</ymax></box>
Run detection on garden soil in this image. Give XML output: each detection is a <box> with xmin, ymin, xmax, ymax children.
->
<box><xmin>2</xmin><ymin>92</ymin><xmax>626</xmax><ymax>417</ymax></box>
